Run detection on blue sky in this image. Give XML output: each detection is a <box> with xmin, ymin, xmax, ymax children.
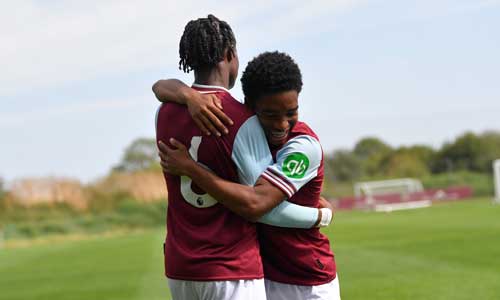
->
<box><xmin>1</xmin><ymin>0</ymin><xmax>499</xmax><ymax>183</ymax></box>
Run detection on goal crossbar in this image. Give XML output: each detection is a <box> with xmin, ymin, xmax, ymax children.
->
<box><xmin>354</xmin><ymin>178</ymin><xmax>423</xmax><ymax>197</ymax></box>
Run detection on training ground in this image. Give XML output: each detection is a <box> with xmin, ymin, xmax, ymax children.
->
<box><xmin>1</xmin><ymin>197</ymin><xmax>499</xmax><ymax>300</ymax></box>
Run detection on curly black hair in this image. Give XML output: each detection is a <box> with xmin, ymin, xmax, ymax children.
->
<box><xmin>178</xmin><ymin>14</ymin><xmax>236</xmax><ymax>73</ymax></box>
<box><xmin>241</xmin><ymin>51</ymin><xmax>303</xmax><ymax>108</ymax></box>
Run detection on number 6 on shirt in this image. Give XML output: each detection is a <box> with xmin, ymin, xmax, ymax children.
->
<box><xmin>180</xmin><ymin>136</ymin><xmax>218</xmax><ymax>208</ymax></box>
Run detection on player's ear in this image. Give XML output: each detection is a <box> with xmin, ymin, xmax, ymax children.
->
<box><xmin>225</xmin><ymin>46</ymin><xmax>235</xmax><ymax>62</ymax></box>
<box><xmin>226</xmin><ymin>49</ymin><xmax>232</xmax><ymax>62</ymax></box>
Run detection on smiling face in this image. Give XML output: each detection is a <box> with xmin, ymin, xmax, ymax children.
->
<box><xmin>254</xmin><ymin>90</ymin><xmax>299</xmax><ymax>147</ymax></box>
<box><xmin>241</xmin><ymin>51</ymin><xmax>303</xmax><ymax>147</ymax></box>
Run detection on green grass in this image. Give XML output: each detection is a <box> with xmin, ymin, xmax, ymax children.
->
<box><xmin>0</xmin><ymin>200</ymin><xmax>167</xmax><ymax>240</ymax></box>
<box><xmin>330</xmin><ymin>197</ymin><xmax>500</xmax><ymax>299</ymax></box>
<box><xmin>1</xmin><ymin>198</ymin><xmax>499</xmax><ymax>300</ymax></box>
<box><xmin>0</xmin><ymin>230</ymin><xmax>170</xmax><ymax>300</ymax></box>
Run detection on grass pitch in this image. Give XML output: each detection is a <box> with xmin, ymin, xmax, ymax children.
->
<box><xmin>1</xmin><ymin>197</ymin><xmax>499</xmax><ymax>300</ymax></box>
<box><xmin>331</xmin><ymin>198</ymin><xmax>500</xmax><ymax>300</ymax></box>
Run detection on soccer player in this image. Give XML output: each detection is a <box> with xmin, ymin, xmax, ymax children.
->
<box><xmin>156</xmin><ymin>15</ymin><xmax>332</xmax><ymax>300</ymax></box>
<box><xmin>159</xmin><ymin>51</ymin><xmax>340</xmax><ymax>300</ymax></box>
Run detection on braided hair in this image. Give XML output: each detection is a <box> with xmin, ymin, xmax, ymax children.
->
<box><xmin>179</xmin><ymin>14</ymin><xmax>236</xmax><ymax>73</ymax></box>
<box><xmin>241</xmin><ymin>51</ymin><xmax>303</xmax><ymax>108</ymax></box>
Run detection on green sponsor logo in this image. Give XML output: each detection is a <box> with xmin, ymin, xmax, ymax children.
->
<box><xmin>282</xmin><ymin>152</ymin><xmax>309</xmax><ymax>179</ymax></box>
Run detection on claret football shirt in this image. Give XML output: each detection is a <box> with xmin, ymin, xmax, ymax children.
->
<box><xmin>156</xmin><ymin>84</ymin><xmax>272</xmax><ymax>281</ymax></box>
<box><xmin>258</xmin><ymin>122</ymin><xmax>337</xmax><ymax>285</ymax></box>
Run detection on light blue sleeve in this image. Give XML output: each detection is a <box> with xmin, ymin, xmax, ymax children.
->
<box><xmin>232</xmin><ymin>116</ymin><xmax>318</xmax><ymax>228</ymax></box>
<box><xmin>232</xmin><ymin>116</ymin><xmax>272</xmax><ymax>185</ymax></box>
<box><xmin>257</xmin><ymin>201</ymin><xmax>318</xmax><ymax>228</ymax></box>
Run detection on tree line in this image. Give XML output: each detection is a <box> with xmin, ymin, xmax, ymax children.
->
<box><xmin>325</xmin><ymin>131</ymin><xmax>500</xmax><ymax>182</ymax></box>
<box><xmin>107</xmin><ymin>130</ymin><xmax>500</xmax><ymax>182</ymax></box>
<box><xmin>1</xmin><ymin>130</ymin><xmax>498</xmax><ymax>203</ymax></box>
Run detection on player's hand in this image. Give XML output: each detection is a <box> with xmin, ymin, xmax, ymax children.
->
<box><xmin>319</xmin><ymin>196</ymin><xmax>334</xmax><ymax>211</ymax></box>
<box><xmin>317</xmin><ymin>196</ymin><xmax>334</xmax><ymax>227</ymax></box>
<box><xmin>186</xmin><ymin>93</ymin><xmax>233</xmax><ymax>137</ymax></box>
<box><xmin>158</xmin><ymin>139</ymin><xmax>196</xmax><ymax>176</ymax></box>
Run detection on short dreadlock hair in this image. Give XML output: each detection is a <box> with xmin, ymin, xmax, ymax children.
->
<box><xmin>241</xmin><ymin>51</ymin><xmax>303</xmax><ymax>108</ymax></box>
<box><xmin>178</xmin><ymin>14</ymin><xmax>236</xmax><ymax>73</ymax></box>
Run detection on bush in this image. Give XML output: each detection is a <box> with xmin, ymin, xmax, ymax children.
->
<box><xmin>422</xmin><ymin>171</ymin><xmax>493</xmax><ymax>196</ymax></box>
<box><xmin>432</xmin><ymin>131</ymin><xmax>500</xmax><ymax>173</ymax></box>
<box><xmin>0</xmin><ymin>177</ymin><xmax>5</xmax><ymax>200</ymax></box>
<box><xmin>321</xmin><ymin>180</ymin><xmax>354</xmax><ymax>198</ymax></box>
<box><xmin>353</xmin><ymin>137</ymin><xmax>393</xmax><ymax>177</ymax></box>
<box><xmin>88</xmin><ymin>171</ymin><xmax>167</xmax><ymax>208</ymax></box>
<box><xmin>326</xmin><ymin>150</ymin><xmax>362</xmax><ymax>181</ymax></box>
<box><xmin>379</xmin><ymin>152</ymin><xmax>430</xmax><ymax>178</ymax></box>
<box><xmin>0</xmin><ymin>198</ymin><xmax>167</xmax><ymax>240</ymax></box>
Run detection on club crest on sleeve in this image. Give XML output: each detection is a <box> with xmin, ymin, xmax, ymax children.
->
<box><xmin>282</xmin><ymin>152</ymin><xmax>309</xmax><ymax>179</ymax></box>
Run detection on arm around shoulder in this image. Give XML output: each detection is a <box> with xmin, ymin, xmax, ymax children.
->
<box><xmin>152</xmin><ymin>79</ymin><xmax>192</xmax><ymax>104</ymax></box>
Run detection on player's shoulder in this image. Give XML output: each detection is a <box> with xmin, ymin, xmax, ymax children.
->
<box><xmin>156</xmin><ymin>102</ymin><xmax>186</xmax><ymax>119</ymax></box>
<box><xmin>193</xmin><ymin>84</ymin><xmax>254</xmax><ymax>127</ymax></box>
<box><xmin>289</xmin><ymin>121</ymin><xmax>320</xmax><ymax>142</ymax></box>
<box><xmin>218</xmin><ymin>92</ymin><xmax>254</xmax><ymax>125</ymax></box>
<box><xmin>273</xmin><ymin>123</ymin><xmax>323</xmax><ymax>182</ymax></box>
<box><xmin>278</xmin><ymin>122</ymin><xmax>323</xmax><ymax>161</ymax></box>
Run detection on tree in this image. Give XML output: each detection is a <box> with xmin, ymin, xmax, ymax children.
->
<box><xmin>377</xmin><ymin>145</ymin><xmax>434</xmax><ymax>178</ymax></box>
<box><xmin>432</xmin><ymin>132</ymin><xmax>482</xmax><ymax>173</ymax></box>
<box><xmin>405</xmin><ymin>145</ymin><xmax>436</xmax><ymax>168</ymax></box>
<box><xmin>113</xmin><ymin>138</ymin><xmax>160</xmax><ymax>172</ymax></box>
<box><xmin>476</xmin><ymin>131</ymin><xmax>500</xmax><ymax>173</ymax></box>
<box><xmin>353</xmin><ymin>137</ymin><xmax>393</xmax><ymax>177</ymax></box>
<box><xmin>326</xmin><ymin>150</ymin><xmax>362</xmax><ymax>181</ymax></box>
<box><xmin>0</xmin><ymin>176</ymin><xmax>4</xmax><ymax>200</ymax></box>
<box><xmin>382</xmin><ymin>152</ymin><xmax>430</xmax><ymax>178</ymax></box>
<box><xmin>353</xmin><ymin>137</ymin><xmax>392</xmax><ymax>159</ymax></box>
<box><xmin>431</xmin><ymin>131</ymin><xmax>500</xmax><ymax>173</ymax></box>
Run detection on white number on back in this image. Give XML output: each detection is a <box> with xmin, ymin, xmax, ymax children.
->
<box><xmin>180</xmin><ymin>136</ymin><xmax>217</xmax><ymax>208</ymax></box>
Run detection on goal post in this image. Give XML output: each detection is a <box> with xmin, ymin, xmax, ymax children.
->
<box><xmin>494</xmin><ymin>159</ymin><xmax>500</xmax><ymax>204</ymax></box>
<box><xmin>354</xmin><ymin>178</ymin><xmax>423</xmax><ymax>198</ymax></box>
<box><xmin>354</xmin><ymin>178</ymin><xmax>428</xmax><ymax>211</ymax></box>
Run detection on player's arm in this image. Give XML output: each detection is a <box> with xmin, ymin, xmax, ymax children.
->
<box><xmin>152</xmin><ymin>79</ymin><xmax>193</xmax><ymax>105</ymax></box>
<box><xmin>152</xmin><ymin>79</ymin><xmax>233</xmax><ymax>136</ymax></box>
<box><xmin>159</xmin><ymin>138</ymin><xmax>287</xmax><ymax>221</ymax></box>
<box><xmin>159</xmin><ymin>139</ymin><xmax>331</xmax><ymax>227</ymax></box>
<box><xmin>229</xmin><ymin>118</ymin><xmax>332</xmax><ymax>228</ymax></box>
<box><xmin>258</xmin><ymin>197</ymin><xmax>332</xmax><ymax>228</ymax></box>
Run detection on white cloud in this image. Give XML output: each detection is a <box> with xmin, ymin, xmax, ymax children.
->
<box><xmin>0</xmin><ymin>0</ymin><xmax>361</xmax><ymax>96</ymax></box>
<box><xmin>2</xmin><ymin>0</ymin><xmax>189</xmax><ymax>94</ymax></box>
<box><xmin>2</xmin><ymin>0</ymin><xmax>496</xmax><ymax>97</ymax></box>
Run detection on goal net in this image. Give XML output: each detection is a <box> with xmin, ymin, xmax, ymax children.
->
<box><xmin>354</xmin><ymin>178</ymin><xmax>429</xmax><ymax>212</ymax></box>
<box><xmin>494</xmin><ymin>159</ymin><xmax>500</xmax><ymax>204</ymax></box>
<box><xmin>354</xmin><ymin>178</ymin><xmax>423</xmax><ymax>198</ymax></box>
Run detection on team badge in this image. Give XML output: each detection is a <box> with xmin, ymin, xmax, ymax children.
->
<box><xmin>282</xmin><ymin>152</ymin><xmax>309</xmax><ymax>179</ymax></box>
